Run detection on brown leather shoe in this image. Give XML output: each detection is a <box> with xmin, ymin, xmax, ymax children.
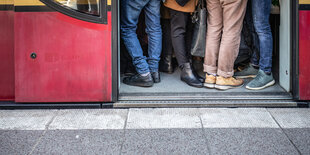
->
<box><xmin>215</xmin><ymin>76</ymin><xmax>243</xmax><ymax>90</ymax></box>
<box><xmin>204</xmin><ymin>74</ymin><xmax>216</xmax><ymax>88</ymax></box>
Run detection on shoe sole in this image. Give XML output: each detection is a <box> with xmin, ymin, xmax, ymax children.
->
<box><xmin>153</xmin><ymin>79</ymin><xmax>160</xmax><ymax>83</ymax></box>
<box><xmin>234</xmin><ymin>75</ymin><xmax>257</xmax><ymax>79</ymax></box>
<box><xmin>204</xmin><ymin>83</ymin><xmax>215</xmax><ymax>88</ymax></box>
<box><xmin>215</xmin><ymin>83</ymin><xmax>244</xmax><ymax>90</ymax></box>
<box><xmin>123</xmin><ymin>81</ymin><xmax>154</xmax><ymax>87</ymax></box>
<box><xmin>246</xmin><ymin>80</ymin><xmax>275</xmax><ymax>90</ymax></box>
<box><xmin>181</xmin><ymin>79</ymin><xmax>203</xmax><ymax>88</ymax></box>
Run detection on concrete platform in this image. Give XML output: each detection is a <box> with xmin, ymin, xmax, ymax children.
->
<box><xmin>0</xmin><ymin>108</ymin><xmax>309</xmax><ymax>155</ymax></box>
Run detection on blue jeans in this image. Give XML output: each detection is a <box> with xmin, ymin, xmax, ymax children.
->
<box><xmin>120</xmin><ymin>0</ymin><xmax>162</xmax><ymax>74</ymax></box>
<box><xmin>250</xmin><ymin>0</ymin><xmax>273</xmax><ymax>73</ymax></box>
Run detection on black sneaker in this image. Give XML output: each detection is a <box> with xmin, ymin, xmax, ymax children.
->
<box><xmin>123</xmin><ymin>73</ymin><xmax>154</xmax><ymax>87</ymax></box>
<box><xmin>151</xmin><ymin>72</ymin><xmax>161</xmax><ymax>83</ymax></box>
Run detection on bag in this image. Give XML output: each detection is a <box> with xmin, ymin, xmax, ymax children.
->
<box><xmin>190</xmin><ymin>0</ymin><xmax>207</xmax><ymax>57</ymax></box>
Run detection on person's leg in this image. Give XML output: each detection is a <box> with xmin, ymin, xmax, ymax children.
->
<box><xmin>203</xmin><ymin>0</ymin><xmax>223</xmax><ymax>88</ymax></box>
<box><xmin>160</xmin><ymin>18</ymin><xmax>175</xmax><ymax>73</ymax></box>
<box><xmin>203</xmin><ymin>0</ymin><xmax>222</xmax><ymax>75</ymax></box>
<box><xmin>169</xmin><ymin>9</ymin><xmax>190</xmax><ymax>66</ymax></box>
<box><xmin>233</xmin><ymin>0</ymin><xmax>259</xmax><ymax>78</ymax></box>
<box><xmin>217</xmin><ymin>0</ymin><xmax>247</xmax><ymax>77</ymax></box>
<box><xmin>246</xmin><ymin>0</ymin><xmax>275</xmax><ymax>90</ymax></box>
<box><xmin>144</xmin><ymin>0</ymin><xmax>162</xmax><ymax>73</ymax></box>
<box><xmin>252</xmin><ymin>0</ymin><xmax>273</xmax><ymax>73</ymax></box>
<box><xmin>214</xmin><ymin>0</ymin><xmax>247</xmax><ymax>90</ymax></box>
<box><xmin>170</xmin><ymin>9</ymin><xmax>202</xmax><ymax>88</ymax></box>
<box><xmin>121</xmin><ymin>0</ymin><xmax>154</xmax><ymax>87</ymax></box>
<box><xmin>246</xmin><ymin>0</ymin><xmax>260</xmax><ymax>67</ymax></box>
<box><xmin>120</xmin><ymin>0</ymin><xmax>150</xmax><ymax>75</ymax></box>
<box><xmin>88</xmin><ymin>0</ymin><xmax>98</xmax><ymax>14</ymax></box>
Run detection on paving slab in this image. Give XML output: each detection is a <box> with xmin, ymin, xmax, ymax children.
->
<box><xmin>268</xmin><ymin>108</ymin><xmax>310</xmax><ymax>128</ymax></box>
<box><xmin>31</xmin><ymin>129</ymin><xmax>124</xmax><ymax>155</ymax></box>
<box><xmin>203</xmin><ymin>128</ymin><xmax>299</xmax><ymax>155</ymax></box>
<box><xmin>284</xmin><ymin>128</ymin><xmax>310</xmax><ymax>155</ymax></box>
<box><xmin>121</xmin><ymin>129</ymin><xmax>210</xmax><ymax>155</ymax></box>
<box><xmin>0</xmin><ymin>110</ymin><xmax>57</xmax><ymax>130</ymax></box>
<box><xmin>199</xmin><ymin>108</ymin><xmax>279</xmax><ymax>128</ymax></box>
<box><xmin>0</xmin><ymin>130</ymin><xmax>44</xmax><ymax>155</ymax></box>
<box><xmin>49</xmin><ymin>109</ymin><xmax>128</xmax><ymax>130</ymax></box>
<box><xmin>126</xmin><ymin>108</ymin><xmax>201</xmax><ymax>129</ymax></box>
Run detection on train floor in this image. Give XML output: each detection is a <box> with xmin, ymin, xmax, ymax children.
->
<box><xmin>120</xmin><ymin>68</ymin><xmax>286</xmax><ymax>94</ymax></box>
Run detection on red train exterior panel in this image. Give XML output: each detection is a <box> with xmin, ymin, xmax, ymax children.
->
<box><xmin>14</xmin><ymin>12</ymin><xmax>112</xmax><ymax>102</ymax></box>
<box><xmin>299</xmin><ymin>10</ymin><xmax>310</xmax><ymax>100</ymax></box>
<box><xmin>0</xmin><ymin>10</ymin><xmax>15</xmax><ymax>101</ymax></box>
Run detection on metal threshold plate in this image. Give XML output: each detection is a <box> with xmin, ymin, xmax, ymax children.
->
<box><xmin>117</xmin><ymin>92</ymin><xmax>295</xmax><ymax>108</ymax></box>
<box><xmin>114</xmin><ymin>99</ymin><xmax>297</xmax><ymax>108</ymax></box>
<box><xmin>119</xmin><ymin>92</ymin><xmax>292</xmax><ymax>101</ymax></box>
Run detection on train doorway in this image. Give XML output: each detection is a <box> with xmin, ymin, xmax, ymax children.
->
<box><xmin>116</xmin><ymin>0</ymin><xmax>297</xmax><ymax>107</ymax></box>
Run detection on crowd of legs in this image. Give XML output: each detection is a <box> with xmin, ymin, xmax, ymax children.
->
<box><xmin>120</xmin><ymin>0</ymin><xmax>275</xmax><ymax>91</ymax></box>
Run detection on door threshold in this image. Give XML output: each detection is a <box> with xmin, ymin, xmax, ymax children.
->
<box><xmin>114</xmin><ymin>99</ymin><xmax>297</xmax><ymax>108</ymax></box>
<box><xmin>117</xmin><ymin>92</ymin><xmax>295</xmax><ymax>108</ymax></box>
<box><xmin>119</xmin><ymin>92</ymin><xmax>292</xmax><ymax>101</ymax></box>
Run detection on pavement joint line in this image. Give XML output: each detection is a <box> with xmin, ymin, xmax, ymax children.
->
<box><xmin>124</xmin><ymin>109</ymin><xmax>129</xmax><ymax>130</ymax></box>
<box><xmin>198</xmin><ymin>115</ymin><xmax>213</xmax><ymax>155</ymax></box>
<box><xmin>44</xmin><ymin>110</ymin><xmax>59</xmax><ymax>130</ymax></box>
<box><xmin>119</xmin><ymin>109</ymin><xmax>129</xmax><ymax>155</ymax></box>
<box><xmin>27</xmin><ymin>130</ymin><xmax>47</xmax><ymax>155</ymax></box>
<box><xmin>27</xmin><ymin>111</ymin><xmax>59</xmax><ymax>155</ymax></box>
<box><xmin>266</xmin><ymin>108</ymin><xmax>302</xmax><ymax>155</ymax></box>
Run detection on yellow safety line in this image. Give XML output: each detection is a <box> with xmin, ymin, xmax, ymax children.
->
<box><xmin>14</xmin><ymin>0</ymin><xmax>45</xmax><ymax>6</ymax></box>
<box><xmin>0</xmin><ymin>0</ymin><xmax>14</xmax><ymax>5</ymax></box>
<box><xmin>300</xmin><ymin>0</ymin><xmax>310</xmax><ymax>4</ymax></box>
<box><xmin>13</xmin><ymin>0</ymin><xmax>110</xmax><ymax>6</ymax></box>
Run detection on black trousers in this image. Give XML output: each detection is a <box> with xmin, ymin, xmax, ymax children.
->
<box><xmin>169</xmin><ymin>9</ymin><xmax>193</xmax><ymax>66</ymax></box>
<box><xmin>161</xmin><ymin>18</ymin><xmax>173</xmax><ymax>56</ymax></box>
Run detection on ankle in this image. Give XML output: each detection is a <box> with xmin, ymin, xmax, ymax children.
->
<box><xmin>207</xmin><ymin>72</ymin><xmax>217</xmax><ymax>77</ymax></box>
<box><xmin>140</xmin><ymin>72</ymin><xmax>150</xmax><ymax>77</ymax></box>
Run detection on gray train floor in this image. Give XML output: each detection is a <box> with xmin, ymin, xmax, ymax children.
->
<box><xmin>120</xmin><ymin>69</ymin><xmax>286</xmax><ymax>93</ymax></box>
<box><xmin>1</xmin><ymin>108</ymin><xmax>310</xmax><ymax>155</ymax></box>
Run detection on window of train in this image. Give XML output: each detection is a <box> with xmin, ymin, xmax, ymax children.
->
<box><xmin>53</xmin><ymin>0</ymin><xmax>99</xmax><ymax>16</ymax></box>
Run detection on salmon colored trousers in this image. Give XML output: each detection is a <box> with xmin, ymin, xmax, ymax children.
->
<box><xmin>203</xmin><ymin>0</ymin><xmax>248</xmax><ymax>77</ymax></box>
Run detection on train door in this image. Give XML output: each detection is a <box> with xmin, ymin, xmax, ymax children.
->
<box><xmin>13</xmin><ymin>0</ymin><xmax>115</xmax><ymax>102</ymax></box>
<box><xmin>116</xmin><ymin>0</ymin><xmax>301</xmax><ymax>107</ymax></box>
<box><xmin>298</xmin><ymin>0</ymin><xmax>310</xmax><ymax>100</ymax></box>
<box><xmin>0</xmin><ymin>0</ymin><xmax>14</xmax><ymax>101</ymax></box>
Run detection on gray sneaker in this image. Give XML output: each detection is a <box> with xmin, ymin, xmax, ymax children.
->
<box><xmin>246</xmin><ymin>70</ymin><xmax>275</xmax><ymax>90</ymax></box>
<box><xmin>234</xmin><ymin>64</ymin><xmax>259</xmax><ymax>78</ymax></box>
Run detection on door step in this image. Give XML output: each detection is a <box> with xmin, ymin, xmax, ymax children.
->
<box><xmin>119</xmin><ymin>92</ymin><xmax>292</xmax><ymax>101</ymax></box>
<box><xmin>114</xmin><ymin>99</ymin><xmax>297</xmax><ymax>108</ymax></box>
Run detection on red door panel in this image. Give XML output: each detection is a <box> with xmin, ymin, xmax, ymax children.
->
<box><xmin>0</xmin><ymin>10</ymin><xmax>15</xmax><ymax>101</ymax></box>
<box><xmin>15</xmin><ymin>12</ymin><xmax>112</xmax><ymax>102</ymax></box>
<box><xmin>299</xmin><ymin>10</ymin><xmax>310</xmax><ymax>100</ymax></box>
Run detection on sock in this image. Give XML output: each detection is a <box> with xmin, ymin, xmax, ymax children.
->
<box><xmin>140</xmin><ymin>72</ymin><xmax>150</xmax><ymax>77</ymax></box>
<box><xmin>265</xmin><ymin>72</ymin><xmax>271</xmax><ymax>75</ymax></box>
<box><xmin>207</xmin><ymin>72</ymin><xmax>217</xmax><ymax>76</ymax></box>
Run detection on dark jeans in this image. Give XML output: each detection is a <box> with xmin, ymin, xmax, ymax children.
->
<box><xmin>120</xmin><ymin>0</ymin><xmax>162</xmax><ymax>74</ymax></box>
<box><xmin>249</xmin><ymin>0</ymin><xmax>273</xmax><ymax>73</ymax></box>
<box><xmin>169</xmin><ymin>9</ymin><xmax>193</xmax><ymax>66</ymax></box>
